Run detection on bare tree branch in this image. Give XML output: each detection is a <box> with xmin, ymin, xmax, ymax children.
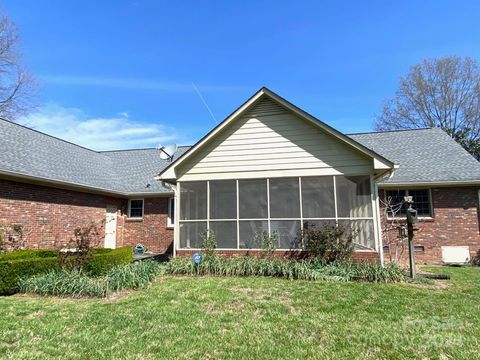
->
<box><xmin>0</xmin><ymin>13</ymin><xmax>36</xmax><ymax>120</ymax></box>
<box><xmin>374</xmin><ymin>56</ymin><xmax>480</xmax><ymax>159</ymax></box>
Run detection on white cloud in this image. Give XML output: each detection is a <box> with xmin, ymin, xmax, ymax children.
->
<box><xmin>19</xmin><ymin>104</ymin><xmax>180</xmax><ymax>151</ymax></box>
<box><xmin>39</xmin><ymin>75</ymin><xmax>247</xmax><ymax>92</ymax></box>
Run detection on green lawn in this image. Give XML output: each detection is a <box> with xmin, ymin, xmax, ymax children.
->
<box><xmin>0</xmin><ymin>266</ymin><xmax>479</xmax><ymax>359</ymax></box>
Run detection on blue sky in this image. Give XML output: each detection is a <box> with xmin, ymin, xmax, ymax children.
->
<box><xmin>5</xmin><ymin>0</ymin><xmax>480</xmax><ymax>150</ymax></box>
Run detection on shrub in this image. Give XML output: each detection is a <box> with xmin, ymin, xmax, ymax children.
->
<box><xmin>301</xmin><ymin>224</ymin><xmax>355</xmax><ymax>263</ymax></box>
<box><xmin>0</xmin><ymin>257</ymin><xmax>59</xmax><ymax>295</ymax></box>
<box><xmin>252</xmin><ymin>230</ymin><xmax>278</xmax><ymax>256</ymax></box>
<box><xmin>19</xmin><ymin>260</ymin><xmax>161</xmax><ymax>298</ymax></box>
<box><xmin>84</xmin><ymin>247</ymin><xmax>133</xmax><ymax>276</ymax></box>
<box><xmin>0</xmin><ymin>249</ymin><xmax>57</xmax><ymax>261</ymax></box>
<box><xmin>471</xmin><ymin>249</ymin><xmax>480</xmax><ymax>266</ymax></box>
<box><xmin>0</xmin><ymin>247</ymin><xmax>132</xmax><ymax>295</ymax></box>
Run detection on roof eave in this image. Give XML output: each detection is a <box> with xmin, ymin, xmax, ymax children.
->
<box><xmin>0</xmin><ymin>169</ymin><xmax>172</xmax><ymax>197</ymax></box>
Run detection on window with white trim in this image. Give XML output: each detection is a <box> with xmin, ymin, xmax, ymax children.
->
<box><xmin>385</xmin><ymin>189</ymin><xmax>432</xmax><ymax>218</ymax></box>
<box><xmin>179</xmin><ymin>175</ymin><xmax>375</xmax><ymax>250</ymax></box>
<box><xmin>128</xmin><ymin>199</ymin><xmax>144</xmax><ymax>218</ymax></box>
<box><xmin>167</xmin><ymin>197</ymin><xmax>175</xmax><ymax>227</ymax></box>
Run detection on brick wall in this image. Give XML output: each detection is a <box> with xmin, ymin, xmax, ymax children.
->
<box><xmin>121</xmin><ymin>197</ymin><xmax>174</xmax><ymax>253</ymax></box>
<box><xmin>0</xmin><ymin>179</ymin><xmax>173</xmax><ymax>254</ymax></box>
<box><xmin>379</xmin><ymin>187</ymin><xmax>480</xmax><ymax>264</ymax></box>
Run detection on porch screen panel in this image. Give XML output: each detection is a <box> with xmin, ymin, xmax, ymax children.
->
<box><xmin>210</xmin><ymin>180</ymin><xmax>236</xmax><ymax>219</ymax></box>
<box><xmin>270</xmin><ymin>220</ymin><xmax>301</xmax><ymax>249</ymax></box>
<box><xmin>335</xmin><ymin>176</ymin><xmax>373</xmax><ymax>218</ymax></box>
<box><xmin>301</xmin><ymin>176</ymin><xmax>335</xmax><ymax>218</ymax></box>
<box><xmin>269</xmin><ymin>178</ymin><xmax>300</xmax><ymax>218</ymax></box>
<box><xmin>338</xmin><ymin>219</ymin><xmax>375</xmax><ymax>249</ymax></box>
<box><xmin>209</xmin><ymin>221</ymin><xmax>237</xmax><ymax>248</ymax></box>
<box><xmin>180</xmin><ymin>181</ymin><xmax>207</xmax><ymax>220</ymax></box>
<box><xmin>179</xmin><ymin>222</ymin><xmax>207</xmax><ymax>248</ymax></box>
<box><xmin>239</xmin><ymin>220</ymin><xmax>268</xmax><ymax>249</ymax></box>
<box><xmin>238</xmin><ymin>179</ymin><xmax>268</xmax><ymax>219</ymax></box>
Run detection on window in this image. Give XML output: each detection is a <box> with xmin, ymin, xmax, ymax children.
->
<box><xmin>178</xmin><ymin>175</ymin><xmax>376</xmax><ymax>250</ymax></box>
<box><xmin>128</xmin><ymin>199</ymin><xmax>144</xmax><ymax>218</ymax></box>
<box><xmin>167</xmin><ymin>197</ymin><xmax>175</xmax><ymax>227</ymax></box>
<box><xmin>385</xmin><ymin>189</ymin><xmax>432</xmax><ymax>218</ymax></box>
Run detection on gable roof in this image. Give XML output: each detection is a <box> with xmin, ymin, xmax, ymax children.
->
<box><xmin>0</xmin><ymin>118</ymin><xmax>188</xmax><ymax>196</ymax></box>
<box><xmin>157</xmin><ymin>87</ymin><xmax>395</xmax><ymax>180</ymax></box>
<box><xmin>350</xmin><ymin>127</ymin><xmax>480</xmax><ymax>186</ymax></box>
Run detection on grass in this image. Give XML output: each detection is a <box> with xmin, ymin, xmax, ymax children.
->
<box><xmin>0</xmin><ymin>265</ymin><xmax>479</xmax><ymax>359</ymax></box>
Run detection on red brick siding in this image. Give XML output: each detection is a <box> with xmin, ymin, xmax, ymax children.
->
<box><xmin>121</xmin><ymin>197</ymin><xmax>174</xmax><ymax>253</ymax></box>
<box><xmin>380</xmin><ymin>187</ymin><xmax>480</xmax><ymax>264</ymax></box>
<box><xmin>0</xmin><ymin>179</ymin><xmax>173</xmax><ymax>254</ymax></box>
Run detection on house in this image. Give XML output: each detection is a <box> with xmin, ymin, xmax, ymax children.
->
<box><xmin>1</xmin><ymin>87</ymin><xmax>479</xmax><ymax>264</ymax></box>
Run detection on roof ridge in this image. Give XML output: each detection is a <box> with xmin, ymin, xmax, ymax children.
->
<box><xmin>347</xmin><ymin>127</ymin><xmax>433</xmax><ymax>136</ymax></box>
<box><xmin>0</xmin><ymin>117</ymin><xmax>104</xmax><ymax>155</ymax></box>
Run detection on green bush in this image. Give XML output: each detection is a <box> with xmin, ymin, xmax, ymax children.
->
<box><xmin>0</xmin><ymin>249</ymin><xmax>57</xmax><ymax>261</ymax></box>
<box><xmin>164</xmin><ymin>255</ymin><xmax>406</xmax><ymax>283</ymax></box>
<box><xmin>471</xmin><ymin>249</ymin><xmax>480</xmax><ymax>266</ymax></box>
<box><xmin>0</xmin><ymin>257</ymin><xmax>60</xmax><ymax>295</ymax></box>
<box><xmin>301</xmin><ymin>224</ymin><xmax>355</xmax><ymax>263</ymax></box>
<box><xmin>19</xmin><ymin>260</ymin><xmax>161</xmax><ymax>298</ymax></box>
<box><xmin>84</xmin><ymin>247</ymin><xmax>133</xmax><ymax>276</ymax></box>
<box><xmin>0</xmin><ymin>247</ymin><xmax>133</xmax><ymax>295</ymax></box>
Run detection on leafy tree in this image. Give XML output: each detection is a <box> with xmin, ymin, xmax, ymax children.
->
<box><xmin>374</xmin><ymin>56</ymin><xmax>480</xmax><ymax>159</ymax></box>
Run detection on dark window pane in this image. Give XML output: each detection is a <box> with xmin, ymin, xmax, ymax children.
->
<box><xmin>209</xmin><ymin>221</ymin><xmax>237</xmax><ymax>248</ymax></box>
<box><xmin>301</xmin><ymin>176</ymin><xmax>335</xmax><ymax>218</ymax></box>
<box><xmin>270</xmin><ymin>220</ymin><xmax>301</xmax><ymax>249</ymax></box>
<box><xmin>410</xmin><ymin>189</ymin><xmax>431</xmax><ymax>216</ymax></box>
<box><xmin>179</xmin><ymin>222</ymin><xmax>207</xmax><ymax>248</ymax></box>
<box><xmin>210</xmin><ymin>180</ymin><xmax>237</xmax><ymax>219</ymax></box>
<box><xmin>129</xmin><ymin>200</ymin><xmax>143</xmax><ymax>218</ymax></box>
<box><xmin>169</xmin><ymin>198</ymin><xmax>175</xmax><ymax>223</ymax></box>
<box><xmin>336</xmin><ymin>176</ymin><xmax>373</xmax><ymax>217</ymax></box>
<box><xmin>239</xmin><ymin>220</ymin><xmax>269</xmax><ymax>249</ymax></box>
<box><xmin>385</xmin><ymin>190</ymin><xmax>406</xmax><ymax>216</ymax></box>
<box><xmin>180</xmin><ymin>182</ymin><xmax>207</xmax><ymax>220</ymax></box>
<box><xmin>239</xmin><ymin>179</ymin><xmax>268</xmax><ymax>219</ymax></box>
<box><xmin>269</xmin><ymin>178</ymin><xmax>300</xmax><ymax>218</ymax></box>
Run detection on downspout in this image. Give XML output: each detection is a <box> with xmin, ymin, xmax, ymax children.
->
<box><xmin>373</xmin><ymin>165</ymin><xmax>398</xmax><ymax>267</ymax></box>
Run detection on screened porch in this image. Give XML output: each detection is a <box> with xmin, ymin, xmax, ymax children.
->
<box><xmin>177</xmin><ymin>175</ymin><xmax>377</xmax><ymax>251</ymax></box>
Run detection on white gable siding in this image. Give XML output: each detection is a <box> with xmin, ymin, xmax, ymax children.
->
<box><xmin>177</xmin><ymin>97</ymin><xmax>373</xmax><ymax>181</ymax></box>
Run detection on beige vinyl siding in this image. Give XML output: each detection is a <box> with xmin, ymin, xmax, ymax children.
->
<box><xmin>177</xmin><ymin>98</ymin><xmax>373</xmax><ymax>181</ymax></box>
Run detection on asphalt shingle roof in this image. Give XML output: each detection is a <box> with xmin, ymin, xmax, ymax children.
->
<box><xmin>349</xmin><ymin>127</ymin><xmax>480</xmax><ymax>184</ymax></box>
<box><xmin>0</xmin><ymin>119</ymin><xmax>188</xmax><ymax>195</ymax></box>
<box><xmin>1</xmin><ymin>119</ymin><xmax>479</xmax><ymax>195</ymax></box>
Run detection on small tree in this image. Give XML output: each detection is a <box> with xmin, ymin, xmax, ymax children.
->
<box><xmin>252</xmin><ymin>230</ymin><xmax>278</xmax><ymax>257</ymax></box>
<box><xmin>380</xmin><ymin>195</ymin><xmax>408</xmax><ymax>263</ymax></box>
<box><xmin>0</xmin><ymin>223</ymin><xmax>30</xmax><ymax>252</ymax></box>
<box><xmin>200</xmin><ymin>229</ymin><xmax>217</xmax><ymax>259</ymax></box>
<box><xmin>58</xmin><ymin>221</ymin><xmax>104</xmax><ymax>271</ymax></box>
<box><xmin>301</xmin><ymin>224</ymin><xmax>355</xmax><ymax>263</ymax></box>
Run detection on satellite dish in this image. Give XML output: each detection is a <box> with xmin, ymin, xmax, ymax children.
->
<box><xmin>158</xmin><ymin>144</ymin><xmax>177</xmax><ymax>161</ymax></box>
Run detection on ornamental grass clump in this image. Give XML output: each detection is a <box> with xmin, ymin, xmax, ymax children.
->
<box><xmin>164</xmin><ymin>256</ymin><xmax>407</xmax><ymax>283</ymax></box>
<box><xmin>19</xmin><ymin>260</ymin><xmax>161</xmax><ymax>298</ymax></box>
